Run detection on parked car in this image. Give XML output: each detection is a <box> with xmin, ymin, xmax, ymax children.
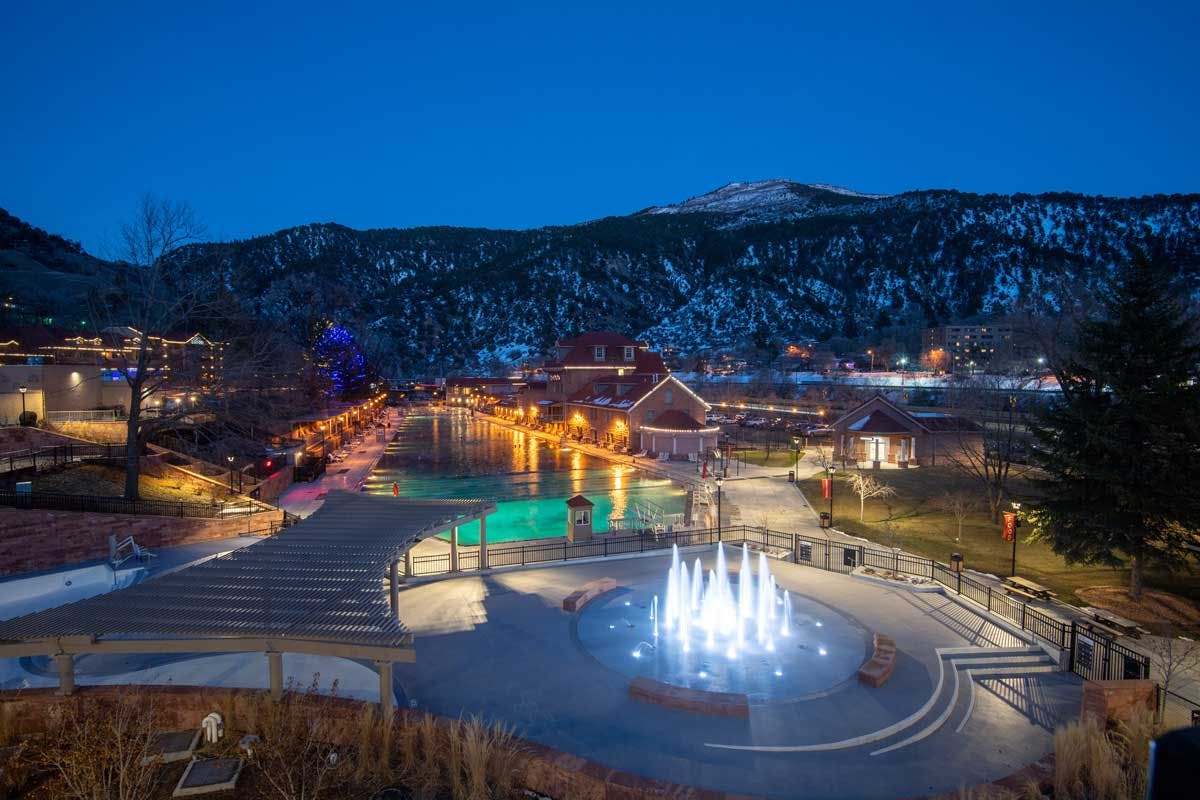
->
<box><xmin>742</xmin><ymin>416</ymin><xmax>768</xmax><ymax>429</ymax></box>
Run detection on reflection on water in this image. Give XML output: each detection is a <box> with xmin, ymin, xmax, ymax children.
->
<box><xmin>364</xmin><ymin>410</ymin><xmax>684</xmax><ymax>543</ymax></box>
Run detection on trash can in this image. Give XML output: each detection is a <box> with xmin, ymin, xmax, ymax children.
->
<box><xmin>788</xmin><ymin>470</ymin><xmax>795</xmax><ymax>483</ymax></box>
<box><xmin>819</xmin><ymin>512</ymin><xmax>831</xmax><ymax>528</ymax></box>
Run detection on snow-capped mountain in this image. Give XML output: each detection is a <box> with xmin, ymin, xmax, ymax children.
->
<box><xmin>641</xmin><ymin>180</ymin><xmax>891</xmax><ymax>224</ymax></box>
<box><xmin>4</xmin><ymin>184</ymin><xmax>1199</xmax><ymax>376</ymax></box>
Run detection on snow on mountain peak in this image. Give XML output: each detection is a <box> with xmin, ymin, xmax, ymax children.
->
<box><xmin>642</xmin><ymin>180</ymin><xmax>890</xmax><ymax>222</ymax></box>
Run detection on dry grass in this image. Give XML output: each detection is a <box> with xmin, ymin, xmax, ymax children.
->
<box><xmin>1053</xmin><ymin>711</ymin><xmax>1158</xmax><ymax>800</ymax></box>
<box><xmin>28</xmin><ymin>691</ymin><xmax>163</xmax><ymax>800</ymax></box>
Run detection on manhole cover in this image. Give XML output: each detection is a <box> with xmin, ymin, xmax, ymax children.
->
<box><xmin>151</xmin><ymin>731</ymin><xmax>196</xmax><ymax>754</ymax></box>
<box><xmin>174</xmin><ymin>758</ymin><xmax>243</xmax><ymax>797</ymax></box>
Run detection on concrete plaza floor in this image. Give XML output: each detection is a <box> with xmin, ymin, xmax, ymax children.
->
<box><xmin>394</xmin><ymin>551</ymin><xmax>1081</xmax><ymax>799</ymax></box>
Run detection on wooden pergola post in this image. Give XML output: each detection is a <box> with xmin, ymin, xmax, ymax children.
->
<box><xmin>376</xmin><ymin>660</ymin><xmax>394</xmax><ymax>721</ymax></box>
<box><xmin>267</xmin><ymin>651</ymin><xmax>283</xmax><ymax>700</ymax></box>
<box><xmin>389</xmin><ymin>560</ymin><xmax>399</xmax><ymax>616</ymax></box>
<box><xmin>54</xmin><ymin>653</ymin><xmax>75</xmax><ymax>696</ymax></box>
<box><xmin>478</xmin><ymin>517</ymin><xmax>488</xmax><ymax>570</ymax></box>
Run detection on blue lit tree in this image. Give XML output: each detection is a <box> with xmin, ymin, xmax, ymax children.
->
<box><xmin>311</xmin><ymin>322</ymin><xmax>378</xmax><ymax>401</ymax></box>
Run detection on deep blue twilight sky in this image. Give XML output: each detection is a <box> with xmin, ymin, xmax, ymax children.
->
<box><xmin>2</xmin><ymin>1</ymin><xmax>1197</xmax><ymax>254</ymax></box>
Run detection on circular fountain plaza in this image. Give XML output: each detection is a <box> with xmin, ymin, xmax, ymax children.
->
<box><xmin>393</xmin><ymin>545</ymin><xmax>1083</xmax><ymax>800</ymax></box>
<box><xmin>579</xmin><ymin>544</ymin><xmax>868</xmax><ymax>702</ymax></box>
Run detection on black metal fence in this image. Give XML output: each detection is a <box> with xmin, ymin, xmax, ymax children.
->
<box><xmin>0</xmin><ymin>489</ymin><xmax>272</xmax><ymax>519</ymax></box>
<box><xmin>0</xmin><ymin>443</ymin><xmax>128</xmax><ymax>475</ymax></box>
<box><xmin>402</xmin><ymin>524</ymin><xmax>1073</xmax><ymax>650</ymax></box>
<box><xmin>1069</xmin><ymin>621</ymin><xmax>1151</xmax><ymax>682</ymax></box>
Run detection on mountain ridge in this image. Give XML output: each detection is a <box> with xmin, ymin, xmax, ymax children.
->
<box><xmin>3</xmin><ymin>184</ymin><xmax>1199</xmax><ymax>375</ymax></box>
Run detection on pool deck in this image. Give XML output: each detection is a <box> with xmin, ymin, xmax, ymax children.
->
<box><xmin>393</xmin><ymin>552</ymin><xmax>1080</xmax><ymax>800</ymax></box>
<box><xmin>277</xmin><ymin>408</ymin><xmax>399</xmax><ymax>518</ymax></box>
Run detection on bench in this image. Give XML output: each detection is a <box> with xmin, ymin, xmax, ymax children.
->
<box><xmin>628</xmin><ymin>677</ymin><xmax>749</xmax><ymax>717</ymax></box>
<box><xmin>1003</xmin><ymin>585</ymin><xmax>1040</xmax><ymax>602</ymax></box>
<box><xmin>857</xmin><ymin>633</ymin><xmax>897</xmax><ymax>688</ymax></box>
<box><xmin>561</xmin><ymin>578</ymin><xmax>618</xmax><ymax>612</ymax></box>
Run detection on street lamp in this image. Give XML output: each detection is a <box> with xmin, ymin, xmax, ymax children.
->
<box><xmin>1010</xmin><ymin>501</ymin><xmax>1021</xmax><ymax>577</ymax></box>
<box><xmin>715</xmin><ymin>475</ymin><xmax>724</xmax><ymax>542</ymax></box>
<box><xmin>17</xmin><ymin>385</ymin><xmax>27</xmax><ymax>424</ymax></box>
<box><xmin>867</xmin><ymin>349</ymin><xmax>875</xmax><ymax>372</ymax></box>
<box><xmin>792</xmin><ymin>435</ymin><xmax>801</xmax><ymax>473</ymax></box>
<box><xmin>226</xmin><ymin>455</ymin><xmax>235</xmax><ymax>495</ymax></box>
<box><xmin>827</xmin><ymin>465</ymin><xmax>836</xmax><ymax>528</ymax></box>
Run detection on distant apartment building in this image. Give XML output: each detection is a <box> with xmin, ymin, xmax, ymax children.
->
<box><xmin>922</xmin><ymin>323</ymin><xmax>1028</xmax><ymax>371</ymax></box>
<box><xmin>0</xmin><ymin>323</ymin><xmax>225</xmax><ymax>420</ymax></box>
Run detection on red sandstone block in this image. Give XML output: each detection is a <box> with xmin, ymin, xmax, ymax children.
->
<box><xmin>562</xmin><ymin>577</ymin><xmax>618</xmax><ymax>612</ymax></box>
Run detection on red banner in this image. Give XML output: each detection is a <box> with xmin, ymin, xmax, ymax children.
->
<box><xmin>821</xmin><ymin>478</ymin><xmax>832</xmax><ymax>500</ymax></box>
<box><xmin>1002</xmin><ymin>511</ymin><xmax>1017</xmax><ymax>542</ymax></box>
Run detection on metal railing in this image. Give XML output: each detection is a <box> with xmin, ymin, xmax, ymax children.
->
<box><xmin>45</xmin><ymin>409</ymin><xmax>123</xmax><ymax>422</ymax></box>
<box><xmin>0</xmin><ymin>489</ymin><xmax>274</xmax><ymax>519</ymax></box>
<box><xmin>400</xmin><ymin>524</ymin><xmax>1073</xmax><ymax>650</ymax></box>
<box><xmin>1069</xmin><ymin>620</ymin><xmax>1151</xmax><ymax>682</ymax></box>
<box><xmin>0</xmin><ymin>443</ymin><xmax>128</xmax><ymax>475</ymax></box>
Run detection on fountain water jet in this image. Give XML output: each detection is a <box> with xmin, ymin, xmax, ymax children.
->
<box><xmin>660</xmin><ymin>543</ymin><xmax>785</xmax><ymax>659</ymax></box>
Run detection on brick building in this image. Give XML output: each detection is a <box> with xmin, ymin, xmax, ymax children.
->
<box><xmin>495</xmin><ymin>332</ymin><xmax>718</xmax><ymax>457</ymax></box>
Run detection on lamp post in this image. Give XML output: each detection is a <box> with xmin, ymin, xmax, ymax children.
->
<box><xmin>827</xmin><ymin>465</ymin><xmax>836</xmax><ymax>528</ymax></box>
<box><xmin>867</xmin><ymin>349</ymin><xmax>875</xmax><ymax>372</ymax></box>
<box><xmin>715</xmin><ymin>475</ymin><xmax>723</xmax><ymax>542</ymax></box>
<box><xmin>17</xmin><ymin>385</ymin><xmax>27</xmax><ymax>425</ymax></box>
<box><xmin>792</xmin><ymin>435</ymin><xmax>801</xmax><ymax>473</ymax></box>
<box><xmin>226</xmin><ymin>455</ymin><xmax>235</xmax><ymax>495</ymax></box>
<box><xmin>898</xmin><ymin>356</ymin><xmax>908</xmax><ymax>388</ymax></box>
<box><xmin>1010</xmin><ymin>501</ymin><xmax>1021</xmax><ymax>577</ymax></box>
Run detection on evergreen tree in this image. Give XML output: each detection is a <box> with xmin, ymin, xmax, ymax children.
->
<box><xmin>1029</xmin><ymin>253</ymin><xmax>1200</xmax><ymax>599</ymax></box>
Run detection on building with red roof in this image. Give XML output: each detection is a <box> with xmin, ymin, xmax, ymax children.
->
<box><xmin>494</xmin><ymin>331</ymin><xmax>717</xmax><ymax>457</ymax></box>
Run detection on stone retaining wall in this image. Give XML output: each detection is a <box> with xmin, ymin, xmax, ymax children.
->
<box><xmin>0</xmin><ymin>426</ymin><xmax>90</xmax><ymax>452</ymax></box>
<box><xmin>0</xmin><ymin>506</ymin><xmax>281</xmax><ymax>576</ymax></box>
<box><xmin>0</xmin><ymin>686</ymin><xmax>761</xmax><ymax>800</ymax></box>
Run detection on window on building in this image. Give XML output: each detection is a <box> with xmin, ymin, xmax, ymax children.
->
<box><xmin>574</xmin><ymin>509</ymin><xmax>591</xmax><ymax>526</ymax></box>
<box><xmin>647</xmin><ymin>409</ymin><xmax>656</xmax><ymax>422</ymax></box>
<box><xmin>664</xmin><ymin>388</ymin><xmax>673</xmax><ymax>405</ymax></box>
<box><xmin>593</xmin><ymin>346</ymin><xmax>606</xmax><ymax>361</ymax></box>
<box><xmin>623</xmin><ymin>346</ymin><xmax>634</xmax><ymax>361</ymax></box>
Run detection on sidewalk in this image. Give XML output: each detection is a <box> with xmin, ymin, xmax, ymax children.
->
<box><xmin>277</xmin><ymin>409</ymin><xmax>397</xmax><ymax>518</ymax></box>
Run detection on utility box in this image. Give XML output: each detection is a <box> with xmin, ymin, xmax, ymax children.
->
<box><xmin>566</xmin><ymin>494</ymin><xmax>595</xmax><ymax>543</ymax></box>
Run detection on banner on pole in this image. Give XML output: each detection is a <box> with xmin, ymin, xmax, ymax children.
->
<box><xmin>821</xmin><ymin>478</ymin><xmax>832</xmax><ymax>500</ymax></box>
<box><xmin>1002</xmin><ymin>511</ymin><xmax>1017</xmax><ymax>542</ymax></box>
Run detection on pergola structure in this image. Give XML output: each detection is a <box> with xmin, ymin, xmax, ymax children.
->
<box><xmin>0</xmin><ymin>491</ymin><xmax>495</xmax><ymax>719</ymax></box>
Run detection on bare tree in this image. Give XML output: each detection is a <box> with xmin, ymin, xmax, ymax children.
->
<box><xmin>94</xmin><ymin>194</ymin><xmax>211</xmax><ymax>499</ymax></box>
<box><xmin>845</xmin><ymin>470</ymin><xmax>896</xmax><ymax>522</ymax></box>
<box><xmin>1144</xmin><ymin>636</ymin><xmax>1200</xmax><ymax>714</ymax></box>
<box><xmin>945</xmin><ymin>373</ymin><xmax>1030</xmax><ymax>523</ymax></box>
<box><xmin>935</xmin><ymin>489</ymin><xmax>977</xmax><ymax>542</ymax></box>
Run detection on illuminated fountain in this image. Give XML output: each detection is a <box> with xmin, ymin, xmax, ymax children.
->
<box><xmin>652</xmin><ymin>543</ymin><xmax>792</xmax><ymax>660</ymax></box>
<box><xmin>578</xmin><ymin>540</ymin><xmax>865</xmax><ymax>699</ymax></box>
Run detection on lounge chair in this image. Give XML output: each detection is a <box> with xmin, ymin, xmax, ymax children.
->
<box><xmin>633</xmin><ymin>450</ymin><xmax>648</xmax><ymax>458</ymax></box>
<box><xmin>657</xmin><ymin>452</ymin><xmax>670</xmax><ymax>461</ymax></box>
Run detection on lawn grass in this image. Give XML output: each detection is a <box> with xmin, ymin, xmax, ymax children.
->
<box><xmin>736</xmin><ymin>449</ymin><xmax>803</xmax><ymax>468</ymax></box>
<box><xmin>797</xmin><ymin>466</ymin><xmax>1199</xmax><ymax>604</ymax></box>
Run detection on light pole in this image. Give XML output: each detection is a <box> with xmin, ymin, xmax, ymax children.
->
<box><xmin>827</xmin><ymin>465</ymin><xmax>836</xmax><ymax>528</ymax></box>
<box><xmin>226</xmin><ymin>455</ymin><xmax>235</xmax><ymax>495</ymax></box>
<box><xmin>715</xmin><ymin>475</ymin><xmax>724</xmax><ymax>542</ymax></box>
<box><xmin>867</xmin><ymin>349</ymin><xmax>875</xmax><ymax>372</ymax></box>
<box><xmin>792</xmin><ymin>436</ymin><xmax>801</xmax><ymax>474</ymax></box>
<box><xmin>17</xmin><ymin>385</ymin><xmax>27</xmax><ymax>424</ymax></box>
<box><xmin>1010</xmin><ymin>501</ymin><xmax>1021</xmax><ymax>577</ymax></box>
<box><xmin>897</xmin><ymin>356</ymin><xmax>908</xmax><ymax>388</ymax></box>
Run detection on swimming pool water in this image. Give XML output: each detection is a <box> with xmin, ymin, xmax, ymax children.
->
<box><xmin>363</xmin><ymin>411</ymin><xmax>685</xmax><ymax>544</ymax></box>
